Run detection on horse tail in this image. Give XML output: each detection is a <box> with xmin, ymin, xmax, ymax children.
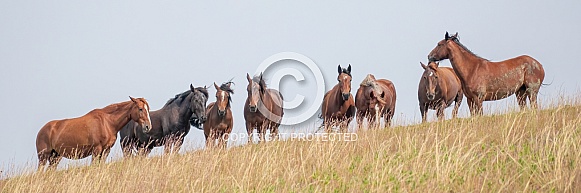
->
<box><xmin>541</xmin><ymin>77</ymin><xmax>554</xmax><ymax>87</ymax></box>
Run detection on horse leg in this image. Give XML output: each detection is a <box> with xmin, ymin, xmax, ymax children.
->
<box><xmin>436</xmin><ymin>103</ymin><xmax>445</xmax><ymax>121</ymax></box>
<box><xmin>356</xmin><ymin>111</ymin><xmax>365</xmax><ymax>128</ymax></box>
<box><xmin>206</xmin><ymin>130</ymin><xmax>215</xmax><ymax>149</ymax></box>
<box><xmin>384</xmin><ymin>108</ymin><xmax>394</xmax><ymax>128</ymax></box>
<box><xmin>270</xmin><ymin>123</ymin><xmax>280</xmax><ymax>141</ymax></box>
<box><xmin>515</xmin><ymin>86</ymin><xmax>528</xmax><ymax>111</ymax></box>
<box><xmin>258</xmin><ymin>123</ymin><xmax>266</xmax><ymax>143</ymax></box>
<box><xmin>467</xmin><ymin>97</ymin><xmax>483</xmax><ymax>116</ymax></box>
<box><xmin>91</xmin><ymin>146</ymin><xmax>108</xmax><ymax>165</ymax></box>
<box><xmin>120</xmin><ymin>138</ymin><xmax>135</xmax><ymax>158</ymax></box>
<box><xmin>527</xmin><ymin>85</ymin><xmax>540</xmax><ymax>109</ymax></box>
<box><xmin>420</xmin><ymin>103</ymin><xmax>428</xmax><ymax>123</ymax></box>
<box><xmin>47</xmin><ymin>151</ymin><xmax>62</xmax><ymax>171</ymax></box>
<box><xmin>37</xmin><ymin>149</ymin><xmax>50</xmax><ymax>172</ymax></box>
<box><xmin>452</xmin><ymin>92</ymin><xmax>463</xmax><ymax>119</ymax></box>
<box><xmin>246</xmin><ymin>122</ymin><xmax>254</xmax><ymax>144</ymax></box>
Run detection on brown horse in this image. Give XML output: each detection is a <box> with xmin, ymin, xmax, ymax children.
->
<box><xmin>36</xmin><ymin>97</ymin><xmax>152</xmax><ymax>171</ymax></box>
<box><xmin>244</xmin><ymin>73</ymin><xmax>284</xmax><ymax>143</ymax></box>
<box><xmin>355</xmin><ymin>74</ymin><xmax>397</xmax><ymax>128</ymax></box>
<box><xmin>428</xmin><ymin>32</ymin><xmax>545</xmax><ymax>115</ymax></box>
<box><xmin>321</xmin><ymin>64</ymin><xmax>356</xmax><ymax>132</ymax></box>
<box><xmin>204</xmin><ymin>82</ymin><xmax>234</xmax><ymax>148</ymax></box>
<box><xmin>418</xmin><ymin>61</ymin><xmax>463</xmax><ymax>122</ymax></box>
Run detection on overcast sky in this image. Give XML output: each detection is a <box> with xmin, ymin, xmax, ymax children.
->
<box><xmin>1</xmin><ymin>1</ymin><xmax>580</xmax><ymax>174</ymax></box>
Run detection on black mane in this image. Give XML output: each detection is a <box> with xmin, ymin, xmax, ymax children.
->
<box><xmin>164</xmin><ymin>90</ymin><xmax>191</xmax><ymax>106</ymax></box>
<box><xmin>450</xmin><ymin>36</ymin><xmax>489</xmax><ymax>61</ymax></box>
<box><xmin>341</xmin><ymin>68</ymin><xmax>351</xmax><ymax>77</ymax></box>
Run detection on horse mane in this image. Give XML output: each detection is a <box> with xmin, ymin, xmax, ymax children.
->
<box><xmin>164</xmin><ymin>90</ymin><xmax>191</xmax><ymax>106</ymax></box>
<box><xmin>164</xmin><ymin>86</ymin><xmax>209</xmax><ymax>107</ymax></box>
<box><xmin>450</xmin><ymin>36</ymin><xmax>489</xmax><ymax>61</ymax></box>
<box><xmin>195</xmin><ymin>86</ymin><xmax>209</xmax><ymax>99</ymax></box>
<box><xmin>341</xmin><ymin>68</ymin><xmax>352</xmax><ymax>77</ymax></box>
<box><xmin>219</xmin><ymin>81</ymin><xmax>235</xmax><ymax>106</ymax></box>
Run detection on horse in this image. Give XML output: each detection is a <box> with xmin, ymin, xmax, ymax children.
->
<box><xmin>428</xmin><ymin>32</ymin><xmax>545</xmax><ymax>115</ymax></box>
<box><xmin>36</xmin><ymin>97</ymin><xmax>152</xmax><ymax>171</ymax></box>
<box><xmin>418</xmin><ymin>61</ymin><xmax>463</xmax><ymax>122</ymax></box>
<box><xmin>204</xmin><ymin>82</ymin><xmax>234</xmax><ymax>148</ymax></box>
<box><xmin>119</xmin><ymin>84</ymin><xmax>208</xmax><ymax>157</ymax></box>
<box><xmin>321</xmin><ymin>64</ymin><xmax>356</xmax><ymax>132</ymax></box>
<box><xmin>355</xmin><ymin>74</ymin><xmax>397</xmax><ymax>128</ymax></box>
<box><xmin>244</xmin><ymin>73</ymin><xmax>284</xmax><ymax>143</ymax></box>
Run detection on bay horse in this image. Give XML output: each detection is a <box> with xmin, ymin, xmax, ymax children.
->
<box><xmin>36</xmin><ymin>97</ymin><xmax>152</xmax><ymax>171</ymax></box>
<box><xmin>204</xmin><ymin>82</ymin><xmax>234</xmax><ymax>149</ymax></box>
<box><xmin>244</xmin><ymin>73</ymin><xmax>284</xmax><ymax>143</ymax></box>
<box><xmin>355</xmin><ymin>74</ymin><xmax>396</xmax><ymax>128</ymax></box>
<box><xmin>418</xmin><ymin>61</ymin><xmax>463</xmax><ymax>122</ymax></box>
<box><xmin>428</xmin><ymin>32</ymin><xmax>545</xmax><ymax>115</ymax></box>
<box><xmin>119</xmin><ymin>84</ymin><xmax>208</xmax><ymax>157</ymax></box>
<box><xmin>321</xmin><ymin>64</ymin><xmax>356</xmax><ymax>132</ymax></box>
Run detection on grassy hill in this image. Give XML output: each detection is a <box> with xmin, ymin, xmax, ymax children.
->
<box><xmin>2</xmin><ymin>103</ymin><xmax>580</xmax><ymax>192</ymax></box>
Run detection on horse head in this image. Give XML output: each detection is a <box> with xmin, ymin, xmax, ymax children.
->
<box><xmin>214</xmin><ymin>81</ymin><xmax>233</xmax><ymax>117</ymax></box>
<box><xmin>337</xmin><ymin>64</ymin><xmax>352</xmax><ymax>101</ymax></box>
<box><xmin>428</xmin><ymin>32</ymin><xmax>458</xmax><ymax>62</ymax></box>
<box><xmin>129</xmin><ymin>96</ymin><xmax>153</xmax><ymax>133</ymax></box>
<box><xmin>189</xmin><ymin>84</ymin><xmax>209</xmax><ymax>127</ymax></box>
<box><xmin>421</xmin><ymin>61</ymin><xmax>441</xmax><ymax>100</ymax></box>
<box><xmin>246</xmin><ymin>73</ymin><xmax>266</xmax><ymax>113</ymax></box>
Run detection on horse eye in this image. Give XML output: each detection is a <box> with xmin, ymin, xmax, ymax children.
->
<box><xmin>139</xmin><ymin>108</ymin><xmax>143</xmax><ymax>111</ymax></box>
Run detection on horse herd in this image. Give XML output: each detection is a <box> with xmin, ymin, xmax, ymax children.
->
<box><xmin>35</xmin><ymin>32</ymin><xmax>545</xmax><ymax>171</ymax></box>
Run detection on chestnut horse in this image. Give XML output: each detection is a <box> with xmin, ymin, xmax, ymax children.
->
<box><xmin>418</xmin><ymin>61</ymin><xmax>463</xmax><ymax>122</ymax></box>
<box><xmin>36</xmin><ymin>97</ymin><xmax>152</xmax><ymax>171</ymax></box>
<box><xmin>428</xmin><ymin>32</ymin><xmax>545</xmax><ymax>115</ymax></box>
<box><xmin>321</xmin><ymin>64</ymin><xmax>356</xmax><ymax>132</ymax></box>
<box><xmin>204</xmin><ymin>82</ymin><xmax>234</xmax><ymax>148</ymax></box>
<box><xmin>355</xmin><ymin>74</ymin><xmax>396</xmax><ymax>128</ymax></box>
<box><xmin>119</xmin><ymin>84</ymin><xmax>208</xmax><ymax>157</ymax></box>
<box><xmin>244</xmin><ymin>73</ymin><xmax>284</xmax><ymax>143</ymax></box>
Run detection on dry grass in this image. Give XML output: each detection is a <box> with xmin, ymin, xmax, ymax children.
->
<box><xmin>1</xmin><ymin>102</ymin><xmax>581</xmax><ymax>192</ymax></box>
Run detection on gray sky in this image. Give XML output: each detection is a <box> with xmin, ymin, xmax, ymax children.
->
<box><xmin>1</xmin><ymin>1</ymin><xmax>580</xmax><ymax>174</ymax></box>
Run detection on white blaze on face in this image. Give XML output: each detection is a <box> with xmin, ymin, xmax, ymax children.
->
<box><xmin>429</xmin><ymin>71</ymin><xmax>434</xmax><ymax>76</ymax></box>
<box><xmin>145</xmin><ymin>105</ymin><xmax>151</xmax><ymax>126</ymax></box>
<box><xmin>220</xmin><ymin>91</ymin><xmax>226</xmax><ymax>103</ymax></box>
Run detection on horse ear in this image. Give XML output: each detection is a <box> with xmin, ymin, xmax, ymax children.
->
<box><xmin>214</xmin><ymin>82</ymin><xmax>220</xmax><ymax>90</ymax></box>
<box><xmin>246</xmin><ymin>73</ymin><xmax>252</xmax><ymax>83</ymax></box>
<box><xmin>347</xmin><ymin>64</ymin><xmax>351</xmax><ymax>74</ymax></box>
<box><xmin>434</xmin><ymin>62</ymin><xmax>440</xmax><ymax>68</ymax></box>
<box><xmin>190</xmin><ymin>84</ymin><xmax>196</xmax><ymax>92</ymax></box>
<box><xmin>129</xmin><ymin>96</ymin><xmax>137</xmax><ymax>103</ymax></box>
<box><xmin>337</xmin><ymin>65</ymin><xmax>342</xmax><ymax>74</ymax></box>
<box><xmin>420</xmin><ymin>62</ymin><xmax>427</xmax><ymax>69</ymax></box>
<box><xmin>453</xmin><ymin>32</ymin><xmax>458</xmax><ymax>38</ymax></box>
<box><xmin>445</xmin><ymin>32</ymin><xmax>450</xmax><ymax>40</ymax></box>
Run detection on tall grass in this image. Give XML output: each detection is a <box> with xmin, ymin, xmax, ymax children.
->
<box><xmin>1</xmin><ymin>101</ymin><xmax>580</xmax><ymax>192</ymax></box>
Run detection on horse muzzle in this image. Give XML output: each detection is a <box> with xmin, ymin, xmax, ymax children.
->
<box><xmin>342</xmin><ymin>93</ymin><xmax>350</xmax><ymax>100</ymax></box>
<box><xmin>427</xmin><ymin>93</ymin><xmax>435</xmax><ymax>100</ymax></box>
<box><xmin>142</xmin><ymin>124</ymin><xmax>152</xmax><ymax>133</ymax></box>
<box><xmin>199</xmin><ymin>116</ymin><xmax>207</xmax><ymax>123</ymax></box>
<box><xmin>218</xmin><ymin>110</ymin><xmax>226</xmax><ymax>117</ymax></box>
<box><xmin>249</xmin><ymin>105</ymin><xmax>257</xmax><ymax>112</ymax></box>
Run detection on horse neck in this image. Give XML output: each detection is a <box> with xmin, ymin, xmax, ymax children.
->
<box><xmin>448</xmin><ymin>41</ymin><xmax>483</xmax><ymax>84</ymax></box>
<box><xmin>172</xmin><ymin>93</ymin><xmax>194</xmax><ymax>124</ymax></box>
<box><xmin>333</xmin><ymin>84</ymin><xmax>346</xmax><ymax>105</ymax></box>
<box><xmin>100</xmin><ymin>101</ymin><xmax>136</xmax><ymax>132</ymax></box>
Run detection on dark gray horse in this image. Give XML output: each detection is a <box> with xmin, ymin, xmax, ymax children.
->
<box><xmin>119</xmin><ymin>84</ymin><xmax>208</xmax><ymax>157</ymax></box>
